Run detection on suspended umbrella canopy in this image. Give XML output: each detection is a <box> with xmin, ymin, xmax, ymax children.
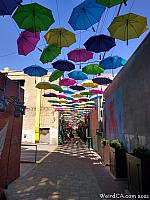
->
<box><xmin>40</xmin><ymin>45</ymin><xmax>61</xmax><ymax>64</ymax></box>
<box><xmin>68</xmin><ymin>70</ymin><xmax>88</xmax><ymax>80</ymax></box>
<box><xmin>108</xmin><ymin>13</ymin><xmax>148</xmax><ymax>45</ymax></box>
<box><xmin>56</xmin><ymin>93</ymin><xmax>67</xmax><ymax>99</ymax></box>
<box><xmin>84</xmin><ymin>34</ymin><xmax>116</xmax><ymax>53</ymax></box>
<box><xmin>49</xmin><ymin>70</ymin><xmax>64</xmax><ymax>82</ymax></box>
<box><xmin>99</xmin><ymin>56</ymin><xmax>126</xmax><ymax>69</ymax></box>
<box><xmin>48</xmin><ymin>99</ymin><xmax>59</xmax><ymax>103</ymax></box>
<box><xmin>90</xmin><ymin>88</ymin><xmax>104</xmax><ymax>94</ymax></box>
<box><xmin>36</xmin><ymin>82</ymin><xmax>63</xmax><ymax>92</ymax></box>
<box><xmin>43</xmin><ymin>92</ymin><xmax>57</xmax><ymax>98</ymax></box>
<box><xmin>0</xmin><ymin>0</ymin><xmax>22</xmax><ymax>16</ymax></box>
<box><xmin>67</xmin><ymin>48</ymin><xmax>93</xmax><ymax>62</ymax></box>
<box><xmin>59</xmin><ymin>99</ymin><xmax>68</xmax><ymax>103</ymax></box>
<box><xmin>68</xmin><ymin>0</ymin><xmax>105</xmax><ymax>32</ymax></box>
<box><xmin>86</xmin><ymin>101</ymin><xmax>96</xmax><ymax>105</ymax></box>
<box><xmin>82</xmin><ymin>64</ymin><xmax>104</xmax><ymax>75</ymax></box>
<box><xmin>17</xmin><ymin>30</ymin><xmax>40</xmax><ymax>56</ymax></box>
<box><xmin>92</xmin><ymin>77</ymin><xmax>112</xmax><ymax>85</ymax></box>
<box><xmin>23</xmin><ymin>65</ymin><xmax>48</xmax><ymax>77</ymax></box>
<box><xmin>52</xmin><ymin>60</ymin><xmax>75</xmax><ymax>71</ymax></box>
<box><xmin>79</xmin><ymin>97</ymin><xmax>90</xmax><ymax>102</ymax></box>
<box><xmin>90</xmin><ymin>94</ymin><xmax>101</xmax><ymax>100</ymax></box>
<box><xmin>59</xmin><ymin>78</ymin><xmax>76</xmax><ymax>86</ymax></box>
<box><xmin>72</xmin><ymin>93</ymin><xmax>83</xmax><ymax>98</ymax></box>
<box><xmin>45</xmin><ymin>28</ymin><xmax>76</xmax><ymax>48</ymax></box>
<box><xmin>96</xmin><ymin>0</ymin><xmax>127</xmax><ymax>8</ymax></box>
<box><xmin>12</xmin><ymin>3</ymin><xmax>55</xmax><ymax>32</ymax></box>
<box><xmin>80</xmin><ymin>90</ymin><xmax>93</xmax><ymax>96</ymax></box>
<box><xmin>66</xmin><ymin>96</ymin><xmax>74</xmax><ymax>100</ymax></box>
<box><xmin>70</xmin><ymin>85</ymin><xmax>85</xmax><ymax>91</ymax></box>
<box><xmin>63</xmin><ymin>88</ymin><xmax>74</xmax><ymax>94</ymax></box>
<box><xmin>80</xmin><ymin>80</ymin><xmax>98</xmax><ymax>88</ymax></box>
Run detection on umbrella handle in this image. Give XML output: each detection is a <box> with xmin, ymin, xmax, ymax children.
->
<box><xmin>123</xmin><ymin>0</ymin><xmax>127</xmax><ymax>6</ymax></box>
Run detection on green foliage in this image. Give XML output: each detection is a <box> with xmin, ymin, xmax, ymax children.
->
<box><xmin>101</xmin><ymin>138</ymin><xmax>110</xmax><ymax>146</ymax></box>
<box><xmin>110</xmin><ymin>139</ymin><xmax>122</xmax><ymax>149</ymax></box>
<box><xmin>133</xmin><ymin>147</ymin><xmax>150</xmax><ymax>159</ymax></box>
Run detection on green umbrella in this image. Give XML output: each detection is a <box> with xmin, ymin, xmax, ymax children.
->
<box><xmin>82</xmin><ymin>64</ymin><xmax>104</xmax><ymax>75</ymax></box>
<box><xmin>50</xmin><ymin>83</ymin><xmax>63</xmax><ymax>92</ymax></box>
<box><xmin>49</xmin><ymin>70</ymin><xmax>64</xmax><ymax>82</ymax></box>
<box><xmin>96</xmin><ymin>0</ymin><xmax>127</xmax><ymax>8</ymax></box>
<box><xmin>48</xmin><ymin>99</ymin><xmax>59</xmax><ymax>103</ymax></box>
<box><xmin>12</xmin><ymin>3</ymin><xmax>55</xmax><ymax>32</ymax></box>
<box><xmin>80</xmin><ymin>90</ymin><xmax>93</xmax><ymax>95</ymax></box>
<box><xmin>40</xmin><ymin>45</ymin><xmax>61</xmax><ymax>64</ymax></box>
<box><xmin>86</xmin><ymin>101</ymin><xmax>96</xmax><ymax>105</ymax></box>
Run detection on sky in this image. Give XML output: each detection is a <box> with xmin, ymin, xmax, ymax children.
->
<box><xmin>0</xmin><ymin>0</ymin><xmax>150</xmax><ymax>76</ymax></box>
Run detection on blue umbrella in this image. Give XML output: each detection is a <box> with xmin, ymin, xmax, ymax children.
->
<box><xmin>66</xmin><ymin>96</ymin><xmax>74</xmax><ymax>100</ymax></box>
<box><xmin>70</xmin><ymin>85</ymin><xmax>85</xmax><ymax>91</ymax></box>
<box><xmin>0</xmin><ymin>0</ymin><xmax>22</xmax><ymax>16</ymax></box>
<box><xmin>68</xmin><ymin>0</ymin><xmax>105</xmax><ymax>32</ymax></box>
<box><xmin>63</xmin><ymin>88</ymin><xmax>74</xmax><ymax>94</ymax></box>
<box><xmin>84</xmin><ymin>34</ymin><xmax>116</xmax><ymax>53</ymax></box>
<box><xmin>68</xmin><ymin>71</ymin><xmax>88</xmax><ymax>80</ymax></box>
<box><xmin>92</xmin><ymin>77</ymin><xmax>112</xmax><ymax>84</ymax></box>
<box><xmin>90</xmin><ymin>94</ymin><xmax>101</xmax><ymax>100</ymax></box>
<box><xmin>99</xmin><ymin>56</ymin><xmax>126</xmax><ymax>69</ymax></box>
<box><xmin>52</xmin><ymin>60</ymin><xmax>75</xmax><ymax>71</ymax></box>
<box><xmin>23</xmin><ymin>65</ymin><xmax>48</xmax><ymax>77</ymax></box>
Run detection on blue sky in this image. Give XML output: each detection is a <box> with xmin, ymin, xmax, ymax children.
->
<box><xmin>0</xmin><ymin>0</ymin><xmax>150</xmax><ymax>76</ymax></box>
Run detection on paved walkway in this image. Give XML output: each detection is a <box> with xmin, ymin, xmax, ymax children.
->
<box><xmin>6</xmin><ymin>140</ymin><xmax>127</xmax><ymax>200</ymax></box>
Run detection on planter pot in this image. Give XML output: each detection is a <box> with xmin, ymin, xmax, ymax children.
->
<box><xmin>126</xmin><ymin>153</ymin><xmax>150</xmax><ymax>194</ymax></box>
<box><xmin>102</xmin><ymin>144</ymin><xmax>110</xmax><ymax>166</ymax></box>
<box><xmin>110</xmin><ymin>147</ymin><xmax>127</xmax><ymax>178</ymax></box>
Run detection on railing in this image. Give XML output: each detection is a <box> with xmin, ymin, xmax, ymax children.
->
<box><xmin>21</xmin><ymin>144</ymin><xmax>37</xmax><ymax>163</ymax></box>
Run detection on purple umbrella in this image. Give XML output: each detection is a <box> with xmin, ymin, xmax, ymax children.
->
<box><xmin>17</xmin><ymin>30</ymin><xmax>40</xmax><ymax>56</ymax></box>
<box><xmin>67</xmin><ymin>48</ymin><xmax>93</xmax><ymax>62</ymax></box>
<box><xmin>70</xmin><ymin>85</ymin><xmax>85</xmax><ymax>91</ymax></box>
<box><xmin>52</xmin><ymin>60</ymin><xmax>75</xmax><ymax>71</ymax></box>
<box><xmin>43</xmin><ymin>92</ymin><xmax>57</xmax><ymax>97</ymax></box>
<box><xmin>92</xmin><ymin>77</ymin><xmax>112</xmax><ymax>84</ymax></box>
<box><xmin>59</xmin><ymin>78</ymin><xmax>76</xmax><ymax>86</ymax></box>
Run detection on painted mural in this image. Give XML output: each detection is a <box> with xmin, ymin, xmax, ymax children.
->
<box><xmin>105</xmin><ymin>87</ymin><xmax>126</xmax><ymax>145</ymax></box>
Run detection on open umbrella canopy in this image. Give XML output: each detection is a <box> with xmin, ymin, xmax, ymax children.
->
<box><xmin>108</xmin><ymin>13</ymin><xmax>148</xmax><ymax>44</ymax></box>
<box><xmin>92</xmin><ymin>77</ymin><xmax>112</xmax><ymax>85</ymax></box>
<box><xmin>90</xmin><ymin>94</ymin><xmax>101</xmax><ymax>100</ymax></box>
<box><xmin>96</xmin><ymin>0</ymin><xmax>127</xmax><ymax>8</ymax></box>
<box><xmin>70</xmin><ymin>85</ymin><xmax>85</xmax><ymax>91</ymax></box>
<box><xmin>63</xmin><ymin>88</ymin><xmax>74</xmax><ymax>94</ymax></box>
<box><xmin>59</xmin><ymin>78</ymin><xmax>76</xmax><ymax>86</ymax></box>
<box><xmin>80</xmin><ymin>90</ymin><xmax>93</xmax><ymax>96</ymax></box>
<box><xmin>0</xmin><ymin>0</ymin><xmax>22</xmax><ymax>16</ymax></box>
<box><xmin>52</xmin><ymin>60</ymin><xmax>75</xmax><ymax>71</ymax></box>
<box><xmin>99</xmin><ymin>56</ymin><xmax>126</xmax><ymax>69</ymax></box>
<box><xmin>82</xmin><ymin>64</ymin><xmax>104</xmax><ymax>75</ymax></box>
<box><xmin>45</xmin><ymin>28</ymin><xmax>76</xmax><ymax>48</ymax></box>
<box><xmin>67</xmin><ymin>48</ymin><xmax>93</xmax><ymax>62</ymax></box>
<box><xmin>43</xmin><ymin>92</ymin><xmax>57</xmax><ymax>98</ymax></box>
<box><xmin>36</xmin><ymin>82</ymin><xmax>63</xmax><ymax>92</ymax></box>
<box><xmin>84</xmin><ymin>34</ymin><xmax>116</xmax><ymax>53</ymax></box>
<box><xmin>72</xmin><ymin>93</ymin><xmax>83</xmax><ymax>98</ymax></box>
<box><xmin>40</xmin><ymin>45</ymin><xmax>61</xmax><ymax>64</ymax></box>
<box><xmin>86</xmin><ymin>101</ymin><xmax>96</xmax><ymax>105</ymax></box>
<box><xmin>17</xmin><ymin>30</ymin><xmax>40</xmax><ymax>56</ymax></box>
<box><xmin>48</xmin><ymin>99</ymin><xmax>59</xmax><ymax>103</ymax></box>
<box><xmin>49</xmin><ymin>70</ymin><xmax>64</xmax><ymax>82</ymax></box>
<box><xmin>23</xmin><ymin>65</ymin><xmax>48</xmax><ymax>77</ymax></box>
<box><xmin>68</xmin><ymin>70</ymin><xmax>88</xmax><ymax>80</ymax></box>
<box><xmin>56</xmin><ymin>93</ymin><xmax>67</xmax><ymax>99</ymax></box>
<box><xmin>90</xmin><ymin>88</ymin><xmax>104</xmax><ymax>94</ymax></box>
<box><xmin>68</xmin><ymin>0</ymin><xmax>105</xmax><ymax>32</ymax></box>
<box><xmin>12</xmin><ymin>3</ymin><xmax>54</xmax><ymax>32</ymax></box>
<box><xmin>80</xmin><ymin>80</ymin><xmax>98</xmax><ymax>88</ymax></box>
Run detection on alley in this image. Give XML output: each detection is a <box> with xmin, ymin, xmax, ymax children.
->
<box><xmin>6</xmin><ymin>141</ymin><xmax>127</xmax><ymax>200</ymax></box>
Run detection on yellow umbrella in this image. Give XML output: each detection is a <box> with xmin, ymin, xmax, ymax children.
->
<box><xmin>72</xmin><ymin>93</ymin><xmax>83</xmax><ymax>98</ymax></box>
<box><xmin>44</xmin><ymin>28</ymin><xmax>76</xmax><ymax>48</ymax></box>
<box><xmin>80</xmin><ymin>80</ymin><xmax>98</xmax><ymax>88</ymax></box>
<box><xmin>108</xmin><ymin>13</ymin><xmax>148</xmax><ymax>45</ymax></box>
<box><xmin>36</xmin><ymin>82</ymin><xmax>51</xmax><ymax>90</ymax></box>
<box><xmin>59</xmin><ymin>99</ymin><xmax>68</xmax><ymax>103</ymax></box>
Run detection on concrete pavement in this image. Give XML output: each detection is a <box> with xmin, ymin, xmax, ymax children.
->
<box><xmin>6</xmin><ymin>141</ymin><xmax>127</xmax><ymax>200</ymax></box>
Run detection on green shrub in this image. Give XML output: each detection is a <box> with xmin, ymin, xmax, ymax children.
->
<box><xmin>101</xmin><ymin>138</ymin><xmax>109</xmax><ymax>146</ymax></box>
<box><xmin>110</xmin><ymin>139</ymin><xmax>122</xmax><ymax>149</ymax></box>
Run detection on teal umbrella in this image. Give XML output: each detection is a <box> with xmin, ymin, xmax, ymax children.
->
<box><xmin>40</xmin><ymin>45</ymin><xmax>61</xmax><ymax>64</ymax></box>
<box><xmin>82</xmin><ymin>64</ymin><xmax>104</xmax><ymax>75</ymax></box>
<box><xmin>12</xmin><ymin>3</ymin><xmax>55</xmax><ymax>32</ymax></box>
<box><xmin>49</xmin><ymin>70</ymin><xmax>64</xmax><ymax>82</ymax></box>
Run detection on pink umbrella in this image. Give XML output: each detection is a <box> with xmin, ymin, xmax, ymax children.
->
<box><xmin>67</xmin><ymin>48</ymin><xmax>93</xmax><ymax>62</ymax></box>
<box><xmin>56</xmin><ymin>93</ymin><xmax>67</xmax><ymax>99</ymax></box>
<box><xmin>17</xmin><ymin>30</ymin><xmax>40</xmax><ymax>56</ymax></box>
<box><xmin>90</xmin><ymin>88</ymin><xmax>104</xmax><ymax>94</ymax></box>
<box><xmin>59</xmin><ymin>78</ymin><xmax>76</xmax><ymax>86</ymax></box>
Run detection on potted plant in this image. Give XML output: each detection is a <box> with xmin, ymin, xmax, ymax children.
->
<box><xmin>109</xmin><ymin>139</ymin><xmax>127</xmax><ymax>178</ymax></box>
<box><xmin>126</xmin><ymin>147</ymin><xmax>150</xmax><ymax>194</ymax></box>
<box><xmin>101</xmin><ymin>138</ymin><xmax>110</xmax><ymax>166</ymax></box>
